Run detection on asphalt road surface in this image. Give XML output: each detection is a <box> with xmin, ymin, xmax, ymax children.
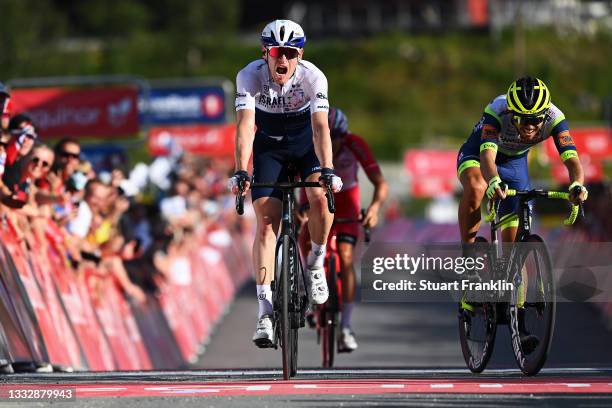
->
<box><xmin>2</xmin><ymin>220</ymin><xmax>611</xmax><ymax>407</ymax></box>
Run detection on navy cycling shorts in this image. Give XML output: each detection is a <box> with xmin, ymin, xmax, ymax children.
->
<box><xmin>456</xmin><ymin>130</ymin><xmax>531</xmax><ymax>218</ymax></box>
<box><xmin>251</xmin><ymin>132</ymin><xmax>321</xmax><ymax>201</ymax></box>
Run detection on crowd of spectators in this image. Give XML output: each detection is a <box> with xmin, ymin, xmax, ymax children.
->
<box><xmin>0</xmin><ymin>83</ymin><xmax>237</xmax><ymax>305</ymax></box>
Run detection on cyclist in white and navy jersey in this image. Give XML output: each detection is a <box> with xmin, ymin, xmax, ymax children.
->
<box><xmin>457</xmin><ymin>76</ymin><xmax>588</xmax><ymax>244</ymax></box>
<box><xmin>229</xmin><ymin>19</ymin><xmax>343</xmax><ymax>348</ymax></box>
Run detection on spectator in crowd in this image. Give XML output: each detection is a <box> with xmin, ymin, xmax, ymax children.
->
<box><xmin>3</xmin><ymin>115</ymin><xmax>37</xmax><ymax>193</ymax></box>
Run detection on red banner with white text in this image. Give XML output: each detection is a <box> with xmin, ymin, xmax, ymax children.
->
<box><xmin>11</xmin><ymin>87</ymin><xmax>140</xmax><ymax>138</ymax></box>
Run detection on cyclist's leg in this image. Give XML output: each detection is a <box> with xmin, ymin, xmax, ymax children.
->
<box><xmin>298</xmin><ymin>144</ymin><xmax>332</xmax><ymax>304</ymax></box>
<box><xmin>497</xmin><ymin>153</ymin><xmax>530</xmax><ymax>243</ymax></box>
<box><xmin>337</xmin><ymin>238</ymin><xmax>357</xmax><ymax>312</ymax></box>
<box><xmin>457</xmin><ymin>132</ymin><xmax>487</xmax><ymax>243</ymax></box>
<box><xmin>251</xmin><ymin>139</ymin><xmax>287</xmax><ymax>345</ymax></box>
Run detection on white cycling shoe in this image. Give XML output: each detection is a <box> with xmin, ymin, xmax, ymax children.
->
<box><xmin>252</xmin><ymin>315</ymin><xmax>274</xmax><ymax>348</ymax></box>
<box><xmin>338</xmin><ymin>328</ymin><xmax>358</xmax><ymax>353</ymax></box>
<box><xmin>308</xmin><ymin>266</ymin><xmax>329</xmax><ymax>305</ymax></box>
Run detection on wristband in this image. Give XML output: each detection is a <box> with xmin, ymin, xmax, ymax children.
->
<box><xmin>320</xmin><ymin>167</ymin><xmax>334</xmax><ymax>176</ymax></box>
<box><xmin>234</xmin><ymin>170</ymin><xmax>250</xmax><ymax>181</ymax></box>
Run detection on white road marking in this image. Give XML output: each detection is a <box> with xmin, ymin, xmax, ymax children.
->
<box><xmin>381</xmin><ymin>384</ymin><xmax>405</xmax><ymax>389</ymax></box>
<box><xmin>430</xmin><ymin>384</ymin><xmax>454</xmax><ymax>388</ymax></box>
<box><xmin>479</xmin><ymin>384</ymin><xmax>503</xmax><ymax>388</ymax></box>
<box><xmin>246</xmin><ymin>385</ymin><xmax>272</xmax><ymax>391</ymax></box>
<box><xmin>78</xmin><ymin>387</ymin><xmax>127</xmax><ymax>392</ymax></box>
<box><xmin>294</xmin><ymin>384</ymin><xmax>318</xmax><ymax>389</ymax></box>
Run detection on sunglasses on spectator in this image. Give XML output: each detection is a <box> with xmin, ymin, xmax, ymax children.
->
<box><xmin>61</xmin><ymin>151</ymin><xmax>80</xmax><ymax>160</ymax></box>
<box><xmin>267</xmin><ymin>46</ymin><xmax>300</xmax><ymax>59</ymax></box>
<box><xmin>511</xmin><ymin>112</ymin><xmax>547</xmax><ymax>127</ymax></box>
<box><xmin>31</xmin><ymin>157</ymin><xmax>51</xmax><ymax>169</ymax></box>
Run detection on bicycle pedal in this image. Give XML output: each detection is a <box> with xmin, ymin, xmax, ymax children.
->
<box><xmin>253</xmin><ymin>338</ymin><xmax>275</xmax><ymax>349</ymax></box>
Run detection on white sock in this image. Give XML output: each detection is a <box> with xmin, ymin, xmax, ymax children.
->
<box><xmin>341</xmin><ymin>302</ymin><xmax>354</xmax><ymax>329</ymax></box>
<box><xmin>256</xmin><ymin>284</ymin><xmax>273</xmax><ymax>318</ymax></box>
<box><xmin>307</xmin><ymin>241</ymin><xmax>326</xmax><ymax>269</ymax></box>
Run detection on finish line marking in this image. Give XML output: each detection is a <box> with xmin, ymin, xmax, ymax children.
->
<box><xmin>2</xmin><ymin>379</ymin><xmax>611</xmax><ymax>398</ymax></box>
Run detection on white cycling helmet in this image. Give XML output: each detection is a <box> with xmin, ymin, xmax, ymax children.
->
<box><xmin>261</xmin><ymin>19</ymin><xmax>306</xmax><ymax>49</ymax></box>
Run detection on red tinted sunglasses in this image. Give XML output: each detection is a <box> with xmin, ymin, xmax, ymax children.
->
<box><xmin>267</xmin><ymin>47</ymin><xmax>299</xmax><ymax>59</ymax></box>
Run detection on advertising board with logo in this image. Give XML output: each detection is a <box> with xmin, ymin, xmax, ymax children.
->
<box><xmin>141</xmin><ymin>86</ymin><xmax>226</xmax><ymax>125</ymax></box>
<box><xmin>11</xmin><ymin>87</ymin><xmax>139</xmax><ymax>138</ymax></box>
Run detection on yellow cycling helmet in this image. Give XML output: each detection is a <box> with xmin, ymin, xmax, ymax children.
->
<box><xmin>506</xmin><ymin>76</ymin><xmax>551</xmax><ymax>115</ymax></box>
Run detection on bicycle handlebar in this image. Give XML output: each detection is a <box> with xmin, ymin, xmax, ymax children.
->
<box><xmin>485</xmin><ymin>188</ymin><xmax>583</xmax><ymax>226</ymax></box>
<box><xmin>235</xmin><ymin>181</ymin><xmax>335</xmax><ymax>215</ymax></box>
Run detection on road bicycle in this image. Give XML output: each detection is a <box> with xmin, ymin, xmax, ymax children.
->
<box><xmin>236</xmin><ymin>178</ymin><xmax>334</xmax><ymax>380</ymax></box>
<box><xmin>316</xmin><ymin>209</ymin><xmax>371</xmax><ymax>368</ymax></box>
<box><xmin>458</xmin><ymin>186</ymin><xmax>582</xmax><ymax>376</ymax></box>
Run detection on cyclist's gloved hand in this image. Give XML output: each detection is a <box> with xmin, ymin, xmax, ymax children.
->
<box><xmin>228</xmin><ymin>170</ymin><xmax>250</xmax><ymax>195</ymax></box>
<box><xmin>568</xmin><ymin>181</ymin><xmax>588</xmax><ymax>204</ymax></box>
<box><xmin>486</xmin><ymin>176</ymin><xmax>507</xmax><ymax>200</ymax></box>
<box><xmin>319</xmin><ymin>167</ymin><xmax>343</xmax><ymax>193</ymax></box>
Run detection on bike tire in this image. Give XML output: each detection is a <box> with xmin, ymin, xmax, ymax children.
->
<box><xmin>281</xmin><ymin>234</ymin><xmax>292</xmax><ymax>380</ymax></box>
<box><xmin>322</xmin><ymin>254</ymin><xmax>338</xmax><ymax>368</ymax></box>
<box><xmin>458</xmin><ymin>236</ymin><xmax>497</xmax><ymax>373</ymax></box>
<box><xmin>509</xmin><ymin>234</ymin><xmax>556</xmax><ymax>376</ymax></box>
<box><xmin>288</xmin><ymin>238</ymin><xmax>299</xmax><ymax>377</ymax></box>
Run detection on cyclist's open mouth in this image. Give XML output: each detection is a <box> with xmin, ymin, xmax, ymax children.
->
<box><xmin>276</xmin><ymin>66</ymin><xmax>288</xmax><ymax>74</ymax></box>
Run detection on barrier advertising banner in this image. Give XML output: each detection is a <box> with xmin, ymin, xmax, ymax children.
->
<box><xmin>404</xmin><ymin>149</ymin><xmax>458</xmax><ymax>198</ymax></box>
<box><xmin>11</xmin><ymin>87</ymin><xmax>140</xmax><ymax>138</ymax></box>
<box><xmin>141</xmin><ymin>86</ymin><xmax>226</xmax><ymax>125</ymax></box>
<box><xmin>148</xmin><ymin>124</ymin><xmax>235</xmax><ymax>157</ymax></box>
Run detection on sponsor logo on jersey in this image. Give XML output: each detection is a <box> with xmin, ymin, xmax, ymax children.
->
<box><xmin>258</xmin><ymin>95</ymin><xmax>289</xmax><ymax>107</ymax></box>
<box><xmin>481</xmin><ymin>124</ymin><xmax>498</xmax><ymax>140</ymax></box>
<box><xmin>236</xmin><ymin>92</ymin><xmax>246</xmax><ymax>98</ymax></box>
<box><xmin>558</xmin><ymin>131</ymin><xmax>575</xmax><ymax>147</ymax></box>
<box><xmin>316</xmin><ymin>92</ymin><xmax>328</xmax><ymax>100</ymax></box>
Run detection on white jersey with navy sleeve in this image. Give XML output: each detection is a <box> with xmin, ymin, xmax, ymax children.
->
<box><xmin>235</xmin><ymin>59</ymin><xmax>329</xmax><ymax>116</ymax></box>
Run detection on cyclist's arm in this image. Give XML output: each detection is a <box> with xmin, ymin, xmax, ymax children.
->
<box><xmin>235</xmin><ymin>109</ymin><xmax>255</xmax><ymax>172</ymax></box>
<box><xmin>551</xmin><ymin>122</ymin><xmax>584</xmax><ymax>186</ymax></box>
<box><xmin>346</xmin><ymin>134</ymin><xmax>388</xmax><ymax>222</ymax></box>
<box><xmin>312</xmin><ymin>111</ymin><xmax>333</xmax><ymax>169</ymax></box>
<box><xmin>478</xmin><ymin>120</ymin><xmax>501</xmax><ymax>184</ymax></box>
<box><xmin>234</xmin><ymin>69</ymin><xmax>257</xmax><ymax>173</ymax></box>
<box><xmin>307</xmin><ymin>69</ymin><xmax>332</xmax><ymax>169</ymax></box>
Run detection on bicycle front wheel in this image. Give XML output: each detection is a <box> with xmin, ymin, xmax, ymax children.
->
<box><xmin>509</xmin><ymin>234</ymin><xmax>556</xmax><ymax>376</ymax></box>
<box><xmin>280</xmin><ymin>234</ymin><xmax>293</xmax><ymax>380</ymax></box>
<box><xmin>458</xmin><ymin>236</ymin><xmax>497</xmax><ymax>373</ymax></box>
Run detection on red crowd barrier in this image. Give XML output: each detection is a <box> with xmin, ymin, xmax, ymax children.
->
<box><xmin>0</xmin><ymin>217</ymin><xmax>253</xmax><ymax>371</ymax></box>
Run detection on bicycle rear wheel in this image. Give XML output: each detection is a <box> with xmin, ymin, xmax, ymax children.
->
<box><xmin>288</xmin><ymin>238</ymin><xmax>300</xmax><ymax>377</ymax></box>
<box><xmin>458</xmin><ymin>237</ymin><xmax>497</xmax><ymax>373</ymax></box>
<box><xmin>321</xmin><ymin>254</ymin><xmax>338</xmax><ymax>368</ymax></box>
<box><xmin>509</xmin><ymin>234</ymin><xmax>555</xmax><ymax>376</ymax></box>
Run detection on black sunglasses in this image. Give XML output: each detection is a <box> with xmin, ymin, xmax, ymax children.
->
<box><xmin>511</xmin><ymin>112</ymin><xmax>547</xmax><ymax>126</ymax></box>
<box><xmin>61</xmin><ymin>151</ymin><xmax>80</xmax><ymax>160</ymax></box>
<box><xmin>32</xmin><ymin>157</ymin><xmax>51</xmax><ymax>169</ymax></box>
